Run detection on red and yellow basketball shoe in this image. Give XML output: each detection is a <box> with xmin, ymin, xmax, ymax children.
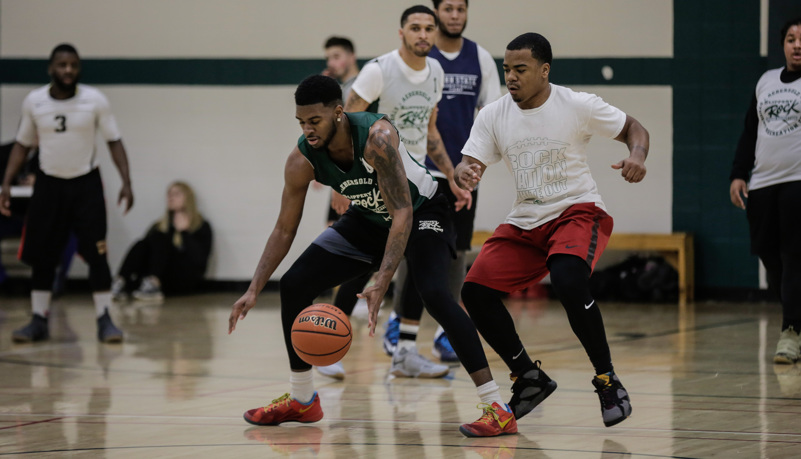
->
<box><xmin>459</xmin><ymin>402</ymin><xmax>518</xmax><ymax>437</ymax></box>
<box><xmin>243</xmin><ymin>392</ymin><xmax>323</xmax><ymax>426</ymax></box>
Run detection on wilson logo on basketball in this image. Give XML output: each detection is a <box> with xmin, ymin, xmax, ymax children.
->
<box><xmin>298</xmin><ymin>315</ymin><xmax>338</xmax><ymax>331</ymax></box>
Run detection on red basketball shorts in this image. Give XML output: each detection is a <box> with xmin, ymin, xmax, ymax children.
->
<box><xmin>465</xmin><ymin>202</ymin><xmax>613</xmax><ymax>293</ymax></box>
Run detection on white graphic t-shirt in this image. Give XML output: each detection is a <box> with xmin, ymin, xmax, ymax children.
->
<box><xmin>749</xmin><ymin>67</ymin><xmax>801</xmax><ymax>191</ymax></box>
<box><xmin>462</xmin><ymin>85</ymin><xmax>626</xmax><ymax>230</ymax></box>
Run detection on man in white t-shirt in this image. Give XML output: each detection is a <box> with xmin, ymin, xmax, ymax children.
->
<box><xmin>455</xmin><ymin>33</ymin><xmax>650</xmax><ymax>428</ymax></box>
<box><xmin>0</xmin><ymin>43</ymin><xmax>134</xmax><ymax>344</ymax></box>
<box><xmin>345</xmin><ymin>4</ymin><xmax>470</xmax><ymax>380</ymax></box>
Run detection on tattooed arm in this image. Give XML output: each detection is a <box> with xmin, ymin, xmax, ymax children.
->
<box><xmin>427</xmin><ymin>107</ymin><xmax>472</xmax><ymax>211</ymax></box>
<box><xmin>359</xmin><ymin>119</ymin><xmax>413</xmax><ymax>335</ymax></box>
<box><xmin>344</xmin><ymin>90</ymin><xmax>371</xmax><ymax>112</ymax></box>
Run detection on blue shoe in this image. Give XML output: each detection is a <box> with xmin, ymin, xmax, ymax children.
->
<box><xmin>383</xmin><ymin>313</ymin><xmax>399</xmax><ymax>356</ymax></box>
<box><xmin>432</xmin><ymin>332</ymin><xmax>459</xmax><ymax>362</ymax></box>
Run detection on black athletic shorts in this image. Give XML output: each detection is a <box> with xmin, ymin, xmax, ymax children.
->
<box><xmin>746</xmin><ymin>180</ymin><xmax>801</xmax><ymax>256</ymax></box>
<box><xmin>20</xmin><ymin>168</ymin><xmax>107</xmax><ymax>266</ymax></box>
<box><xmin>331</xmin><ymin>193</ymin><xmax>456</xmax><ymax>266</ymax></box>
<box><xmin>435</xmin><ymin>177</ymin><xmax>478</xmax><ymax>251</ymax></box>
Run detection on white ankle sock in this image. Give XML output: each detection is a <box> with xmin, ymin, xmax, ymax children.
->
<box><xmin>31</xmin><ymin>290</ymin><xmax>51</xmax><ymax>317</ymax></box>
<box><xmin>434</xmin><ymin>325</ymin><xmax>445</xmax><ymax>340</ymax></box>
<box><xmin>476</xmin><ymin>380</ymin><xmax>504</xmax><ymax>407</ymax></box>
<box><xmin>289</xmin><ymin>370</ymin><xmax>315</xmax><ymax>403</ymax></box>
<box><xmin>93</xmin><ymin>292</ymin><xmax>112</xmax><ymax>318</ymax></box>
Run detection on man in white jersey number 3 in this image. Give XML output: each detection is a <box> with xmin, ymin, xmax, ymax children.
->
<box><xmin>0</xmin><ymin>44</ymin><xmax>134</xmax><ymax>343</ymax></box>
<box><xmin>455</xmin><ymin>33</ymin><xmax>650</xmax><ymax>428</ymax></box>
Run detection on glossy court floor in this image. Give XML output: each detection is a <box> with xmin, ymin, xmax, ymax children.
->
<box><xmin>1</xmin><ymin>291</ymin><xmax>800</xmax><ymax>458</ymax></box>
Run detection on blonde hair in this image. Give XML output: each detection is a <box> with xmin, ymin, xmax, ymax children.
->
<box><xmin>156</xmin><ymin>181</ymin><xmax>204</xmax><ymax>247</ymax></box>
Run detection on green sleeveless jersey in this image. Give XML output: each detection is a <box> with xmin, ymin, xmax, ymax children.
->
<box><xmin>297</xmin><ymin>112</ymin><xmax>437</xmax><ymax>228</ymax></box>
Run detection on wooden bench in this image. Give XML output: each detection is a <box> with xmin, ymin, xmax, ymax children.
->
<box><xmin>470</xmin><ymin>230</ymin><xmax>694</xmax><ymax>305</ymax></box>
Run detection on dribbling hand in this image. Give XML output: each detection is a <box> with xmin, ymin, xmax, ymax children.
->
<box><xmin>357</xmin><ymin>284</ymin><xmax>386</xmax><ymax>337</ymax></box>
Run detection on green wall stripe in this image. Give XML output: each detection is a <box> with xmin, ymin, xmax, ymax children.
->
<box><xmin>0</xmin><ymin>57</ymin><xmax>672</xmax><ymax>86</ymax></box>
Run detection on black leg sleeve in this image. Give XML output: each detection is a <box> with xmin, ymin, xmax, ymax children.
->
<box><xmin>405</xmin><ymin>235</ymin><xmax>488</xmax><ymax>373</ymax></box>
<box><xmin>548</xmin><ymin>254</ymin><xmax>613</xmax><ymax>375</ymax></box>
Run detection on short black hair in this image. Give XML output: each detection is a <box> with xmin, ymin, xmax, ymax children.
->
<box><xmin>49</xmin><ymin>43</ymin><xmax>79</xmax><ymax>63</ymax></box>
<box><xmin>432</xmin><ymin>0</ymin><xmax>468</xmax><ymax>9</ymax></box>
<box><xmin>780</xmin><ymin>17</ymin><xmax>801</xmax><ymax>46</ymax></box>
<box><xmin>324</xmin><ymin>36</ymin><xmax>355</xmax><ymax>54</ymax></box>
<box><xmin>401</xmin><ymin>5</ymin><xmax>438</xmax><ymax>27</ymax></box>
<box><xmin>294</xmin><ymin>74</ymin><xmax>342</xmax><ymax>107</ymax></box>
<box><xmin>507</xmin><ymin>33</ymin><xmax>552</xmax><ymax>65</ymax></box>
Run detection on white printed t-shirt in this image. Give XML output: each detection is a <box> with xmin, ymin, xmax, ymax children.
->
<box><xmin>16</xmin><ymin>84</ymin><xmax>122</xmax><ymax>179</ymax></box>
<box><xmin>462</xmin><ymin>84</ymin><xmax>626</xmax><ymax>230</ymax></box>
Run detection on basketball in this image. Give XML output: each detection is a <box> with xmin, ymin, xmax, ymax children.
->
<box><xmin>291</xmin><ymin>303</ymin><xmax>352</xmax><ymax>366</ymax></box>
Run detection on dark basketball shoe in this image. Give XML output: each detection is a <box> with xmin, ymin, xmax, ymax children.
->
<box><xmin>508</xmin><ymin>360</ymin><xmax>557</xmax><ymax>419</ymax></box>
<box><xmin>97</xmin><ymin>310</ymin><xmax>123</xmax><ymax>343</ymax></box>
<box><xmin>12</xmin><ymin>314</ymin><xmax>49</xmax><ymax>343</ymax></box>
<box><xmin>592</xmin><ymin>371</ymin><xmax>632</xmax><ymax>427</ymax></box>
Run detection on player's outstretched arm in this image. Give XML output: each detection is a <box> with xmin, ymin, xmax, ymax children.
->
<box><xmin>612</xmin><ymin>114</ymin><xmax>649</xmax><ymax>183</ymax></box>
<box><xmin>359</xmin><ymin>120</ymin><xmax>412</xmax><ymax>335</ymax></box>
<box><xmin>454</xmin><ymin>156</ymin><xmax>487</xmax><ymax>192</ymax></box>
<box><xmin>229</xmin><ymin>147</ymin><xmax>314</xmax><ymax>334</ymax></box>
<box><xmin>0</xmin><ymin>142</ymin><xmax>30</xmax><ymax>217</ymax></box>
<box><xmin>108</xmin><ymin>140</ymin><xmax>134</xmax><ymax>213</ymax></box>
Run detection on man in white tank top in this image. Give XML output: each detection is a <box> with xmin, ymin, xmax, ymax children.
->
<box><xmin>345</xmin><ymin>5</ymin><xmax>471</xmax><ymax>380</ymax></box>
<box><xmin>0</xmin><ymin>44</ymin><xmax>134</xmax><ymax>344</ymax></box>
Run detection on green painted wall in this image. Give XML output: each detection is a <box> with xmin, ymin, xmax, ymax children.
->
<box><xmin>672</xmin><ymin>0</ymin><xmax>765</xmax><ymax>290</ymax></box>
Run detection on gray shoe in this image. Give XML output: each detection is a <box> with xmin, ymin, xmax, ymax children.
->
<box><xmin>592</xmin><ymin>372</ymin><xmax>631</xmax><ymax>427</ymax></box>
<box><xmin>774</xmin><ymin>326</ymin><xmax>801</xmax><ymax>364</ymax></box>
<box><xmin>133</xmin><ymin>276</ymin><xmax>164</xmax><ymax>302</ymax></box>
<box><xmin>97</xmin><ymin>310</ymin><xmax>123</xmax><ymax>343</ymax></box>
<box><xmin>390</xmin><ymin>346</ymin><xmax>449</xmax><ymax>378</ymax></box>
<box><xmin>316</xmin><ymin>361</ymin><xmax>345</xmax><ymax>380</ymax></box>
<box><xmin>12</xmin><ymin>314</ymin><xmax>49</xmax><ymax>343</ymax></box>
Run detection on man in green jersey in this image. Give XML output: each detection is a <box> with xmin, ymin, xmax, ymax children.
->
<box><xmin>227</xmin><ymin>74</ymin><xmax>518</xmax><ymax>437</ymax></box>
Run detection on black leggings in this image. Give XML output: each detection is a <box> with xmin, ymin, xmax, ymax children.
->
<box><xmin>280</xmin><ymin>240</ymin><xmax>488</xmax><ymax>373</ymax></box>
<box><xmin>758</xmin><ymin>250</ymin><xmax>801</xmax><ymax>331</ymax></box>
<box><xmin>462</xmin><ymin>254</ymin><xmax>613</xmax><ymax>375</ymax></box>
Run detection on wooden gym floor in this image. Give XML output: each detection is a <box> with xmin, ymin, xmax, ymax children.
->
<box><xmin>0</xmin><ymin>291</ymin><xmax>799</xmax><ymax>458</ymax></box>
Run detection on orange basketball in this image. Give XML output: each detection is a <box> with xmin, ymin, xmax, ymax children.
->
<box><xmin>291</xmin><ymin>303</ymin><xmax>352</xmax><ymax>366</ymax></box>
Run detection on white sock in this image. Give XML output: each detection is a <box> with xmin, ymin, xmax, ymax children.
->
<box><xmin>434</xmin><ymin>325</ymin><xmax>445</xmax><ymax>340</ymax></box>
<box><xmin>93</xmin><ymin>292</ymin><xmax>112</xmax><ymax>318</ymax></box>
<box><xmin>476</xmin><ymin>380</ymin><xmax>504</xmax><ymax>407</ymax></box>
<box><xmin>398</xmin><ymin>322</ymin><xmax>419</xmax><ymax>352</ymax></box>
<box><xmin>289</xmin><ymin>370</ymin><xmax>315</xmax><ymax>403</ymax></box>
<box><xmin>31</xmin><ymin>290</ymin><xmax>52</xmax><ymax>317</ymax></box>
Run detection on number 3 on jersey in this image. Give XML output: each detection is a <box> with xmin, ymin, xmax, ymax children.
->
<box><xmin>55</xmin><ymin>114</ymin><xmax>67</xmax><ymax>133</ymax></box>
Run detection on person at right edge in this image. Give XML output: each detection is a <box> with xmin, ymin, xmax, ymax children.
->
<box><xmin>730</xmin><ymin>17</ymin><xmax>801</xmax><ymax>365</ymax></box>
<box><xmin>455</xmin><ymin>32</ymin><xmax>649</xmax><ymax>427</ymax></box>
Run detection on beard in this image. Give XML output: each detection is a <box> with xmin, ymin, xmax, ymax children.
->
<box><xmin>52</xmin><ymin>74</ymin><xmax>79</xmax><ymax>93</ymax></box>
<box><xmin>438</xmin><ymin>20</ymin><xmax>466</xmax><ymax>39</ymax></box>
<box><xmin>314</xmin><ymin>118</ymin><xmax>338</xmax><ymax>150</ymax></box>
<box><xmin>403</xmin><ymin>36</ymin><xmax>432</xmax><ymax>57</ymax></box>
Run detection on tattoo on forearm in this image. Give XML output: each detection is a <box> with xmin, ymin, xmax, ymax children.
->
<box><xmin>345</xmin><ymin>91</ymin><xmax>366</xmax><ymax>111</ymax></box>
<box><xmin>368</xmin><ymin>129</ymin><xmax>411</xmax><ymax>212</ymax></box>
